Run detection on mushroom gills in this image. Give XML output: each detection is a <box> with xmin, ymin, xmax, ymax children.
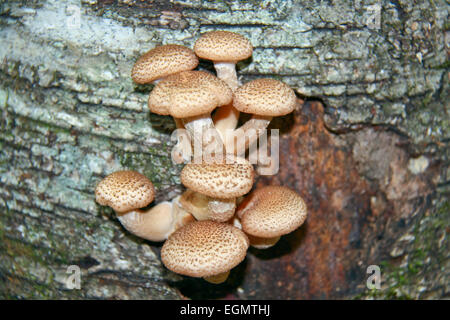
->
<box><xmin>179</xmin><ymin>189</ymin><xmax>236</xmax><ymax>222</ymax></box>
<box><xmin>203</xmin><ymin>271</ymin><xmax>230</xmax><ymax>284</ymax></box>
<box><xmin>247</xmin><ymin>235</ymin><xmax>281</xmax><ymax>249</ymax></box>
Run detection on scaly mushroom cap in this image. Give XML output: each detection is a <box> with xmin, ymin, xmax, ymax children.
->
<box><xmin>194</xmin><ymin>31</ymin><xmax>253</xmax><ymax>62</ymax></box>
<box><xmin>131</xmin><ymin>44</ymin><xmax>199</xmax><ymax>84</ymax></box>
<box><xmin>233</xmin><ymin>78</ymin><xmax>297</xmax><ymax>116</ymax></box>
<box><xmin>181</xmin><ymin>156</ymin><xmax>254</xmax><ymax>199</ymax></box>
<box><xmin>238</xmin><ymin>186</ymin><xmax>307</xmax><ymax>238</ymax></box>
<box><xmin>95</xmin><ymin>171</ymin><xmax>155</xmax><ymax>213</ymax></box>
<box><xmin>161</xmin><ymin>220</ymin><xmax>249</xmax><ymax>278</ymax></box>
<box><xmin>148</xmin><ymin>70</ymin><xmax>232</xmax><ymax>118</ymax></box>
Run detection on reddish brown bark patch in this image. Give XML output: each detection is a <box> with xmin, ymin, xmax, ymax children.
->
<box><xmin>237</xmin><ymin>100</ymin><xmax>438</xmax><ymax>299</ymax></box>
<box><xmin>173</xmin><ymin>100</ymin><xmax>438</xmax><ymax>300</ymax></box>
<box><xmin>235</xmin><ymin>101</ymin><xmax>368</xmax><ymax>299</ymax></box>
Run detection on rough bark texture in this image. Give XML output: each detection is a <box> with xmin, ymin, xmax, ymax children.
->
<box><xmin>0</xmin><ymin>0</ymin><xmax>448</xmax><ymax>299</ymax></box>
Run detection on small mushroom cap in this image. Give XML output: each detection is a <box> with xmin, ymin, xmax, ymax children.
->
<box><xmin>233</xmin><ymin>78</ymin><xmax>297</xmax><ymax>116</ymax></box>
<box><xmin>95</xmin><ymin>171</ymin><xmax>155</xmax><ymax>213</ymax></box>
<box><xmin>194</xmin><ymin>31</ymin><xmax>253</xmax><ymax>62</ymax></box>
<box><xmin>131</xmin><ymin>44</ymin><xmax>199</xmax><ymax>84</ymax></box>
<box><xmin>238</xmin><ymin>186</ymin><xmax>307</xmax><ymax>238</ymax></box>
<box><xmin>161</xmin><ymin>220</ymin><xmax>249</xmax><ymax>278</ymax></box>
<box><xmin>148</xmin><ymin>70</ymin><xmax>232</xmax><ymax>118</ymax></box>
<box><xmin>181</xmin><ymin>156</ymin><xmax>254</xmax><ymax>199</ymax></box>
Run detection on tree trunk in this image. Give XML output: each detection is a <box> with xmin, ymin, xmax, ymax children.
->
<box><xmin>0</xmin><ymin>0</ymin><xmax>448</xmax><ymax>299</ymax></box>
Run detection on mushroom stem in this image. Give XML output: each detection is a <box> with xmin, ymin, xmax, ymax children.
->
<box><xmin>224</xmin><ymin>115</ymin><xmax>272</xmax><ymax>156</ymax></box>
<box><xmin>212</xmin><ymin>62</ymin><xmax>240</xmax><ymax>138</ymax></box>
<box><xmin>214</xmin><ymin>62</ymin><xmax>239</xmax><ymax>90</ymax></box>
<box><xmin>213</xmin><ymin>102</ymin><xmax>240</xmax><ymax>140</ymax></box>
<box><xmin>247</xmin><ymin>235</ymin><xmax>281</xmax><ymax>249</ymax></box>
<box><xmin>117</xmin><ymin>202</ymin><xmax>173</xmax><ymax>242</ymax></box>
<box><xmin>179</xmin><ymin>189</ymin><xmax>236</xmax><ymax>222</ymax></box>
<box><xmin>171</xmin><ymin>117</ymin><xmax>192</xmax><ymax>164</ymax></box>
<box><xmin>203</xmin><ymin>271</ymin><xmax>230</xmax><ymax>284</ymax></box>
<box><xmin>117</xmin><ymin>197</ymin><xmax>194</xmax><ymax>242</ymax></box>
<box><xmin>170</xmin><ymin>196</ymin><xmax>196</xmax><ymax>233</ymax></box>
<box><xmin>182</xmin><ymin>114</ymin><xmax>224</xmax><ymax>161</ymax></box>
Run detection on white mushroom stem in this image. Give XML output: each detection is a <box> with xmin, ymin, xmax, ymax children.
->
<box><xmin>203</xmin><ymin>271</ymin><xmax>230</xmax><ymax>284</ymax></box>
<box><xmin>214</xmin><ymin>62</ymin><xmax>239</xmax><ymax>91</ymax></box>
<box><xmin>171</xmin><ymin>118</ymin><xmax>192</xmax><ymax>164</ymax></box>
<box><xmin>212</xmin><ymin>62</ymin><xmax>240</xmax><ymax>138</ymax></box>
<box><xmin>224</xmin><ymin>115</ymin><xmax>272</xmax><ymax>156</ymax></box>
<box><xmin>182</xmin><ymin>114</ymin><xmax>224</xmax><ymax>161</ymax></box>
<box><xmin>117</xmin><ymin>197</ymin><xmax>194</xmax><ymax>242</ymax></box>
<box><xmin>179</xmin><ymin>189</ymin><xmax>236</xmax><ymax>223</ymax></box>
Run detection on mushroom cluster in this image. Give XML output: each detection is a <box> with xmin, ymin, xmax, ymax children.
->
<box><xmin>95</xmin><ymin>31</ymin><xmax>308</xmax><ymax>284</ymax></box>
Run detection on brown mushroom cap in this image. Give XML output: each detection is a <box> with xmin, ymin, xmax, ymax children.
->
<box><xmin>181</xmin><ymin>156</ymin><xmax>254</xmax><ymax>199</ymax></box>
<box><xmin>194</xmin><ymin>31</ymin><xmax>253</xmax><ymax>62</ymax></box>
<box><xmin>148</xmin><ymin>70</ymin><xmax>232</xmax><ymax>118</ymax></box>
<box><xmin>95</xmin><ymin>171</ymin><xmax>155</xmax><ymax>213</ymax></box>
<box><xmin>233</xmin><ymin>78</ymin><xmax>297</xmax><ymax>116</ymax></box>
<box><xmin>238</xmin><ymin>186</ymin><xmax>307</xmax><ymax>238</ymax></box>
<box><xmin>131</xmin><ymin>44</ymin><xmax>199</xmax><ymax>84</ymax></box>
<box><xmin>161</xmin><ymin>220</ymin><xmax>249</xmax><ymax>278</ymax></box>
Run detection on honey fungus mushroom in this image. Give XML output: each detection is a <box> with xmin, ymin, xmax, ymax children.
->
<box><xmin>161</xmin><ymin>220</ymin><xmax>249</xmax><ymax>284</ymax></box>
<box><xmin>225</xmin><ymin>78</ymin><xmax>297</xmax><ymax>156</ymax></box>
<box><xmin>131</xmin><ymin>44</ymin><xmax>198</xmax><ymax>85</ymax></box>
<box><xmin>179</xmin><ymin>155</ymin><xmax>254</xmax><ymax>222</ymax></box>
<box><xmin>95</xmin><ymin>170</ymin><xmax>194</xmax><ymax>242</ymax></box>
<box><xmin>131</xmin><ymin>44</ymin><xmax>199</xmax><ymax>163</ymax></box>
<box><xmin>194</xmin><ymin>31</ymin><xmax>253</xmax><ymax>137</ymax></box>
<box><xmin>148</xmin><ymin>70</ymin><xmax>232</xmax><ymax>159</ymax></box>
<box><xmin>236</xmin><ymin>186</ymin><xmax>308</xmax><ymax>249</ymax></box>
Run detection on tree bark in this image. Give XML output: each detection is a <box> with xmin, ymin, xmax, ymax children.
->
<box><xmin>0</xmin><ymin>0</ymin><xmax>448</xmax><ymax>299</ymax></box>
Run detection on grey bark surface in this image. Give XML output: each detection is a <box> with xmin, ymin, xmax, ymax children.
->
<box><xmin>0</xmin><ymin>0</ymin><xmax>448</xmax><ymax>299</ymax></box>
